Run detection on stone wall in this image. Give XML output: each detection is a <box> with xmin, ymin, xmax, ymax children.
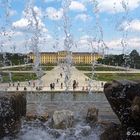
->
<box><xmin>104</xmin><ymin>80</ymin><xmax>140</xmax><ymax>139</ymax></box>
<box><xmin>0</xmin><ymin>92</ymin><xmax>26</xmax><ymax>138</ymax></box>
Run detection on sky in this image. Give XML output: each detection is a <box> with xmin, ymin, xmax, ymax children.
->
<box><xmin>0</xmin><ymin>0</ymin><xmax>140</xmax><ymax>54</ymax></box>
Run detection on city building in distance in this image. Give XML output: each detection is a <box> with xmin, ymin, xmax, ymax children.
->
<box><xmin>28</xmin><ymin>51</ymin><xmax>102</xmax><ymax>64</ymax></box>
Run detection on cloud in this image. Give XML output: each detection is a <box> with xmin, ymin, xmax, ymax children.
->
<box><xmin>12</xmin><ymin>17</ymin><xmax>47</xmax><ymax>32</ymax></box>
<box><xmin>97</xmin><ymin>0</ymin><xmax>140</xmax><ymax>14</ymax></box>
<box><xmin>76</xmin><ymin>35</ymin><xmax>140</xmax><ymax>54</ymax></box>
<box><xmin>75</xmin><ymin>13</ymin><xmax>91</xmax><ymax>22</ymax></box>
<box><xmin>12</xmin><ymin>6</ymin><xmax>47</xmax><ymax>32</ymax></box>
<box><xmin>69</xmin><ymin>1</ymin><xmax>86</xmax><ymax>11</ymax></box>
<box><xmin>105</xmin><ymin>37</ymin><xmax>140</xmax><ymax>54</ymax></box>
<box><xmin>46</xmin><ymin>7</ymin><xmax>63</xmax><ymax>20</ymax></box>
<box><xmin>120</xmin><ymin>19</ymin><xmax>140</xmax><ymax>32</ymax></box>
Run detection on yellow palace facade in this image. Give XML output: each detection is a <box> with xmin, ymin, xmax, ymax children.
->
<box><xmin>28</xmin><ymin>51</ymin><xmax>102</xmax><ymax>64</ymax></box>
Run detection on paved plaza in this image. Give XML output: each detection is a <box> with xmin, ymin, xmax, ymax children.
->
<box><xmin>1</xmin><ymin>66</ymin><xmax>105</xmax><ymax>92</ymax></box>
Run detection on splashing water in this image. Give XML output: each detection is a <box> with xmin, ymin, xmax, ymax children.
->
<box><xmin>121</xmin><ymin>0</ymin><xmax>131</xmax><ymax>70</ymax></box>
<box><xmin>0</xmin><ymin>0</ymin><xmax>128</xmax><ymax>140</ymax></box>
<box><xmin>24</xmin><ymin>0</ymin><xmax>44</xmax><ymax>86</ymax></box>
<box><xmin>61</xmin><ymin>0</ymin><xmax>74</xmax><ymax>91</ymax></box>
<box><xmin>87</xmin><ymin>0</ymin><xmax>107</xmax><ymax>94</ymax></box>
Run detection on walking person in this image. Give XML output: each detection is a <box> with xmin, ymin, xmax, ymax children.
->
<box><xmin>61</xmin><ymin>82</ymin><xmax>63</xmax><ymax>89</ymax></box>
<box><xmin>53</xmin><ymin>83</ymin><xmax>55</xmax><ymax>90</ymax></box>
<box><xmin>18</xmin><ymin>81</ymin><xmax>20</xmax><ymax>86</ymax></box>
<box><xmin>33</xmin><ymin>81</ymin><xmax>35</xmax><ymax>88</ymax></box>
<box><xmin>73</xmin><ymin>80</ymin><xmax>76</xmax><ymax>90</ymax></box>
<box><xmin>101</xmin><ymin>82</ymin><xmax>104</xmax><ymax>88</ymax></box>
<box><xmin>60</xmin><ymin>73</ymin><xmax>62</xmax><ymax>78</ymax></box>
<box><xmin>28</xmin><ymin>81</ymin><xmax>31</xmax><ymax>86</ymax></box>
<box><xmin>57</xmin><ymin>78</ymin><xmax>59</xmax><ymax>83</ymax></box>
<box><xmin>50</xmin><ymin>83</ymin><xmax>52</xmax><ymax>90</ymax></box>
<box><xmin>16</xmin><ymin>86</ymin><xmax>19</xmax><ymax>91</ymax></box>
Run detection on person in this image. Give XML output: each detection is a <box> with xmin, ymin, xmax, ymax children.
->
<box><xmin>60</xmin><ymin>73</ymin><xmax>62</xmax><ymax>78</ymax></box>
<box><xmin>61</xmin><ymin>82</ymin><xmax>63</xmax><ymax>89</ymax></box>
<box><xmin>28</xmin><ymin>81</ymin><xmax>30</xmax><ymax>86</ymax></box>
<box><xmin>57</xmin><ymin>78</ymin><xmax>59</xmax><ymax>83</ymax></box>
<box><xmin>18</xmin><ymin>81</ymin><xmax>20</xmax><ymax>86</ymax></box>
<box><xmin>33</xmin><ymin>81</ymin><xmax>35</xmax><ymax>88</ymax></box>
<box><xmin>101</xmin><ymin>82</ymin><xmax>104</xmax><ymax>88</ymax></box>
<box><xmin>52</xmin><ymin>83</ymin><xmax>55</xmax><ymax>89</ymax></box>
<box><xmin>16</xmin><ymin>86</ymin><xmax>19</xmax><ymax>91</ymax></box>
<box><xmin>73</xmin><ymin>80</ymin><xmax>77</xmax><ymax>90</ymax></box>
<box><xmin>50</xmin><ymin>83</ymin><xmax>52</xmax><ymax>90</ymax></box>
<box><xmin>66</xmin><ymin>75</ymin><xmax>69</xmax><ymax>80</ymax></box>
<box><xmin>24</xmin><ymin>87</ymin><xmax>27</xmax><ymax>90</ymax></box>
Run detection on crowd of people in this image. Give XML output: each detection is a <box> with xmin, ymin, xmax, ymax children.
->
<box><xmin>7</xmin><ymin>71</ymin><xmax>105</xmax><ymax>91</ymax></box>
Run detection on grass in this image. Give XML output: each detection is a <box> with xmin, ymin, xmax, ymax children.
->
<box><xmin>0</xmin><ymin>72</ymin><xmax>39</xmax><ymax>83</ymax></box>
<box><xmin>2</xmin><ymin>66</ymin><xmax>54</xmax><ymax>71</ymax></box>
<box><xmin>85</xmin><ymin>73</ymin><xmax>140</xmax><ymax>82</ymax></box>
<box><xmin>74</xmin><ymin>63</ymin><xmax>92</xmax><ymax>66</ymax></box>
<box><xmin>76</xmin><ymin>66</ymin><xmax>125</xmax><ymax>71</ymax></box>
<box><xmin>41</xmin><ymin>63</ymin><xmax>57</xmax><ymax>66</ymax></box>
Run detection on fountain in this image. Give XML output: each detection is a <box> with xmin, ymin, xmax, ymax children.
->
<box><xmin>61</xmin><ymin>0</ymin><xmax>73</xmax><ymax>91</ymax></box>
<box><xmin>1</xmin><ymin>0</ymin><xmax>140</xmax><ymax>140</ymax></box>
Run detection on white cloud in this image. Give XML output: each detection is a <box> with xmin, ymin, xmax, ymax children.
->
<box><xmin>12</xmin><ymin>17</ymin><xmax>47</xmax><ymax>32</ymax></box>
<box><xmin>69</xmin><ymin>1</ymin><xmax>86</xmax><ymax>11</ymax></box>
<box><xmin>120</xmin><ymin>19</ymin><xmax>140</xmax><ymax>32</ymax></box>
<box><xmin>97</xmin><ymin>0</ymin><xmax>140</xmax><ymax>14</ymax></box>
<box><xmin>12</xmin><ymin>6</ymin><xmax>47</xmax><ymax>33</ymax></box>
<box><xmin>105</xmin><ymin>37</ymin><xmax>140</xmax><ymax>54</ymax></box>
<box><xmin>76</xmin><ymin>35</ymin><xmax>140</xmax><ymax>54</ymax></box>
<box><xmin>13</xmin><ymin>18</ymin><xmax>30</xmax><ymax>30</ymax></box>
<box><xmin>75</xmin><ymin>13</ymin><xmax>91</xmax><ymax>22</ymax></box>
<box><xmin>46</xmin><ymin>7</ymin><xmax>63</xmax><ymax>20</ymax></box>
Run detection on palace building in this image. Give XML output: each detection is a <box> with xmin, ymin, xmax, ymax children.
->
<box><xmin>28</xmin><ymin>51</ymin><xmax>102</xmax><ymax>64</ymax></box>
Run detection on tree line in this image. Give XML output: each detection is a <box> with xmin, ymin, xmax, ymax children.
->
<box><xmin>97</xmin><ymin>50</ymin><xmax>140</xmax><ymax>69</ymax></box>
<box><xmin>0</xmin><ymin>53</ymin><xmax>33</xmax><ymax>66</ymax></box>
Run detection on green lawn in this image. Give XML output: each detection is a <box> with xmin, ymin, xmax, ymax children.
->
<box><xmin>74</xmin><ymin>63</ymin><xmax>92</xmax><ymax>66</ymax></box>
<box><xmin>85</xmin><ymin>73</ymin><xmax>140</xmax><ymax>82</ymax></box>
<box><xmin>2</xmin><ymin>66</ymin><xmax>54</xmax><ymax>71</ymax></box>
<box><xmin>0</xmin><ymin>73</ymin><xmax>39</xmax><ymax>83</ymax></box>
<box><xmin>42</xmin><ymin>66</ymin><xmax>54</xmax><ymax>71</ymax></box>
<box><xmin>41</xmin><ymin>63</ymin><xmax>57</xmax><ymax>66</ymax></box>
<box><xmin>76</xmin><ymin>66</ymin><xmax>125</xmax><ymax>71</ymax></box>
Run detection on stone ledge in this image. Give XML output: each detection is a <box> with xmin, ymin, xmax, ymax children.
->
<box><xmin>0</xmin><ymin>92</ymin><xmax>26</xmax><ymax>138</ymax></box>
<box><xmin>104</xmin><ymin>80</ymin><xmax>140</xmax><ymax>139</ymax></box>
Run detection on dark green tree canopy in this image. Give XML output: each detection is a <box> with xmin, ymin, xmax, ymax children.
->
<box><xmin>129</xmin><ymin>49</ymin><xmax>139</xmax><ymax>59</ymax></box>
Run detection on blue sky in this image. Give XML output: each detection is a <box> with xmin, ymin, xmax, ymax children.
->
<box><xmin>0</xmin><ymin>0</ymin><xmax>140</xmax><ymax>54</ymax></box>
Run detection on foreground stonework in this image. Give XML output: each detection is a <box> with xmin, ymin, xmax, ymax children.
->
<box><xmin>86</xmin><ymin>105</ymin><xmax>98</xmax><ymax>124</ymax></box>
<box><xmin>52</xmin><ymin>110</ymin><xmax>74</xmax><ymax>129</ymax></box>
<box><xmin>104</xmin><ymin>80</ymin><xmax>140</xmax><ymax>139</ymax></box>
<box><xmin>0</xmin><ymin>92</ymin><xmax>26</xmax><ymax>138</ymax></box>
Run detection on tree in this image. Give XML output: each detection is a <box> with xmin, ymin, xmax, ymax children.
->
<box><xmin>130</xmin><ymin>50</ymin><xmax>139</xmax><ymax>59</ymax></box>
<box><xmin>129</xmin><ymin>50</ymin><xmax>139</xmax><ymax>68</ymax></box>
